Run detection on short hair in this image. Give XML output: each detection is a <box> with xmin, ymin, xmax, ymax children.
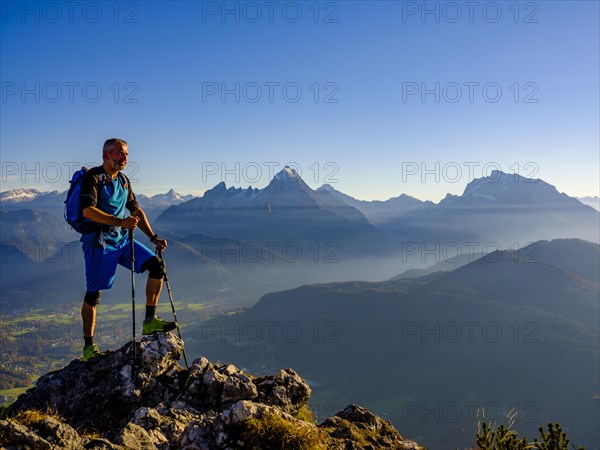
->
<box><xmin>103</xmin><ymin>138</ymin><xmax>127</xmax><ymax>156</ymax></box>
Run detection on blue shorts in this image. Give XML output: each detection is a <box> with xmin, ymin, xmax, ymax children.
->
<box><xmin>83</xmin><ymin>239</ymin><xmax>155</xmax><ymax>292</ymax></box>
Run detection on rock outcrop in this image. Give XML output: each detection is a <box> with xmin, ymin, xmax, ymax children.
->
<box><xmin>0</xmin><ymin>334</ymin><xmax>422</xmax><ymax>449</ymax></box>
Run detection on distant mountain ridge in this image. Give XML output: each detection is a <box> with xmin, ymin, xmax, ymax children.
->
<box><xmin>369</xmin><ymin>170</ymin><xmax>598</xmax><ymax>246</ymax></box>
<box><xmin>199</xmin><ymin>238</ymin><xmax>599</xmax><ymax>449</ymax></box>
<box><xmin>0</xmin><ymin>187</ymin><xmax>194</xmax><ymax>210</ymax></box>
<box><xmin>0</xmin><ymin>188</ymin><xmax>62</xmax><ymax>203</ymax></box>
<box><xmin>0</xmin><ymin>209</ymin><xmax>76</xmax><ymax>262</ymax></box>
<box><xmin>577</xmin><ymin>195</ymin><xmax>600</xmax><ymax>211</ymax></box>
<box><xmin>316</xmin><ymin>184</ymin><xmax>434</xmax><ymax>225</ymax></box>
<box><xmin>439</xmin><ymin>170</ymin><xmax>583</xmax><ymax>207</ymax></box>
<box><xmin>0</xmin><ymin>187</ymin><xmax>196</xmax><ymax>231</ymax></box>
<box><xmin>136</xmin><ymin>189</ymin><xmax>195</xmax><ymax>221</ymax></box>
<box><xmin>3</xmin><ymin>170</ymin><xmax>597</xmax><ymax>249</ymax></box>
<box><xmin>2</xmin><ymin>169</ymin><xmax>599</xmax><ymax>309</ymax></box>
<box><xmin>313</xmin><ymin>171</ymin><xmax>599</xmax><ymax>251</ymax></box>
<box><xmin>156</xmin><ymin>167</ymin><xmax>391</xmax><ymax>256</ymax></box>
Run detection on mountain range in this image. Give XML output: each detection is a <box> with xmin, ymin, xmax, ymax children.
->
<box><xmin>316</xmin><ymin>184</ymin><xmax>434</xmax><ymax>225</ymax></box>
<box><xmin>156</xmin><ymin>168</ymin><xmax>599</xmax><ymax>251</ymax></box>
<box><xmin>2</xmin><ymin>169</ymin><xmax>598</xmax><ymax>259</ymax></box>
<box><xmin>322</xmin><ymin>170</ymin><xmax>599</xmax><ymax>247</ymax></box>
<box><xmin>1</xmin><ymin>167</ymin><xmax>598</xmax><ymax>309</ymax></box>
<box><xmin>155</xmin><ymin>167</ymin><xmax>392</xmax><ymax>257</ymax></box>
<box><xmin>0</xmin><ymin>187</ymin><xmax>194</xmax><ymax>223</ymax></box>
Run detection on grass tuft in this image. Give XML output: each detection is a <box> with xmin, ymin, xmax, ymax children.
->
<box><xmin>293</xmin><ymin>404</ymin><xmax>316</xmax><ymax>424</ymax></box>
<box><xmin>240</xmin><ymin>412</ymin><xmax>325</xmax><ymax>450</ymax></box>
<box><xmin>11</xmin><ymin>407</ymin><xmax>64</xmax><ymax>427</ymax></box>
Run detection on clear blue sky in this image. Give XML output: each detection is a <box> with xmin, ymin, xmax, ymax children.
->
<box><xmin>1</xmin><ymin>0</ymin><xmax>598</xmax><ymax>201</ymax></box>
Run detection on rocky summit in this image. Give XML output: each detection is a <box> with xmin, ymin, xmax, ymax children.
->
<box><xmin>0</xmin><ymin>334</ymin><xmax>422</xmax><ymax>449</ymax></box>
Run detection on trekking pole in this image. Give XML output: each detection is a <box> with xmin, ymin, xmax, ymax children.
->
<box><xmin>129</xmin><ymin>229</ymin><xmax>136</xmax><ymax>376</ymax></box>
<box><xmin>157</xmin><ymin>248</ymin><xmax>189</xmax><ymax>369</ymax></box>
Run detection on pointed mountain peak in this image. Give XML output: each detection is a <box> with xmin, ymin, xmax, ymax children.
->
<box><xmin>150</xmin><ymin>188</ymin><xmax>177</xmax><ymax>200</ymax></box>
<box><xmin>213</xmin><ymin>181</ymin><xmax>227</xmax><ymax>191</ymax></box>
<box><xmin>317</xmin><ymin>184</ymin><xmax>335</xmax><ymax>192</ymax></box>
<box><xmin>273</xmin><ymin>166</ymin><xmax>303</xmax><ymax>183</ymax></box>
<box><xmin>203</xmin><ymin>181</ymin><xmax>227</xmax><ymax>197</ymax></box>
<box><xmin>265</xmin><ymin>166</ymin><xmax>313</xmax><ymax>194</ymax></box>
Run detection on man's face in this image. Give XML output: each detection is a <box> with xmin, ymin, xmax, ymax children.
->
<box><xmin>106</xmin><ymin>144</ymin><xmax>128</xmax><ymax>171</ymax></box>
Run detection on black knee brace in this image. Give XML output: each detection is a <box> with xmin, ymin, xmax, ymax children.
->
<box><xmin>84</xmin><ymin>290</ymin><xmax>101</xmax><ymax>306</ymax></box>
<box><xmin>141</xmin><ymin>256</ymin><xmax>166</xmax><ymax>280</ymax></box>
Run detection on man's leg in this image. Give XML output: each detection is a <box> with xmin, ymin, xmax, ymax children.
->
<box><xmin>139</xmin><ymin>255</ymin><xmax>176</xmax><ymax>334</ymax></box>
<box><xmin>120</xmin><ymin>241</ymin><xmax>175</xmax><ymax>334</ymax></box>
<box><xmin>82</xmin><ymin>302</ymin><xmax>96</xmax><ymax>339</ymax></box>
<box><xmin>140</xmin><ymin>255</ymin><xmax>165</xmax><ymax>320</ymax></box>
<box><xmin>82</xmin><ymin>290</ymin><xmax>102</xmax><ymax>361</ymax></box>
<box><xmin>146</xmin><ymin>276</ymin><xmax>163</xmax><ymax>309</ymax></box>
<box><xmin>82</xmin><ymin>243</ymin><xmax>119</xmax><ymax>361</ymax></box>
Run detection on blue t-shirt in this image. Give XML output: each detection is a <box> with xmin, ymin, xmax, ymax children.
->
<box><xmin>79</xmin><ymin>166</ymin><xmax>138</xmax><ymax>250</ymax></box>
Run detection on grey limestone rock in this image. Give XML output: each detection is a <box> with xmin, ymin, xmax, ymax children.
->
<box><xmin>1</xmin><ymin>333</ymin><xmax>423</xmax><ymax>450</ymax></box>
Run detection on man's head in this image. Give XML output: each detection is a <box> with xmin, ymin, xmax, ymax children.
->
<box><xmin>102</xmin><ymin>138</ymin><xmax>128</xmax><ymax>172</ymax></box>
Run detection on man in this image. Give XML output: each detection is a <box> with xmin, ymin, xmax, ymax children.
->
<box><xmin>80</xmin><ymin>138</ymin><xmax>175</xmax><ymax>362</ymax></box>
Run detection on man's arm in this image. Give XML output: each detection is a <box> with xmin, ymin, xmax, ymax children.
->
<box><xmin>123</xmin><ymin>174</ymin><xmax>166</xmax><ymax>250</ymax></box>
<box><xmin>131</xmin><ymin>208</ymin><xmax>167</xmax><ymax>250</ymax></box>
<box><xmin>80</xmin><ymin>169</ymin><xmax>138</xmax><ymax>229</ymax></box>
<box><xmin>82</xmin><ymin>206</ymin><xmax>139</xmax><ymax>229</ymax></box>
<box><xmin>131</xmin><ymin>208</ymin><xmax>153</xmax><ymax>237</ymax></box>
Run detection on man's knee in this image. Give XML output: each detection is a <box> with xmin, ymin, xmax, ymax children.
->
<box><xmin>84</xmin><ymin>291</ymin><xmax>101</xmax><ymax>306</ymax></box>
<box><xmin>141</xmin><ymin>256</ymin><xmax>165</xmax><ymax>280</ymax></box>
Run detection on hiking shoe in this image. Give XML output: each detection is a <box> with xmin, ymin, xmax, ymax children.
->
<box><xmin>143</xmin><ymin>316</ymin><xmax>177</xmax><ymax>335</ymax></box>
<box><xmin>83</xmin><ymin>343</ymin><xmax>103</xmax><ymax>362</ymax></box>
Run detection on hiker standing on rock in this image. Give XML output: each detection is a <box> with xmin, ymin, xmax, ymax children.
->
<box><xmin>79</xmin><ymin>138</ymin><xmax>175</xmax><ymax>362</ymax></box>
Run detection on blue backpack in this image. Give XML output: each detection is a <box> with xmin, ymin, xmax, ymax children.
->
<box><xmin>64</xmin><ymin>167</ymin><xmax>95</xmax><ymax>233</ymax></box>
<box><xmin>65</xmin><ymin>167</ymin><xmax>132</xmax><ymax>233</ymax></box>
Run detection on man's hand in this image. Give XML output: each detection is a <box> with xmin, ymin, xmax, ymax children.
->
<box><xmin>153</xmin><ymin>237</ymin><xmax>167</xmax><ymax>251</ymax></box>
<box><xmin>121</xmin><ymin>216</ymin><xmax>139</xmax><ymax>230</ymax></box>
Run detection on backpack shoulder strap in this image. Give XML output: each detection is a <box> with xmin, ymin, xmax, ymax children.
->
<box><xmin>118</xmin><ymin>172</ymin><xmax>132</xmax><ymax>194</ymax></box>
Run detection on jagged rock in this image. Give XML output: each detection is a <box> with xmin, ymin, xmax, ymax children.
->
<box><xmin>161</xmin><ymin>402</ymin><xmax>203</xmax><ymax>441</ymax></box>
<box><xmin>1</xmin><ymin>333</ymin><xmax>423</xmax><ymax>450</ymax></box>
<box><xmin>30</xmin><ymin>416</ymin><xmax>84</xmax><ymax>449</ymax></box>
<box><xmin>6</xmin><ymin>333</ymin><xmax>183</xmax><ymax>431</ymax></box>
<box><xmin>183</xmin><ymin>358</ymin><xmax>259</xmax><ymax>408</ymax></box>
<box><xmin>221</xmin><ymin>373</ymin><xmax>258</xmax><ymax>404</ymax></box>
<box><xmin>255</xmin><ymin>368</ymin><xmax>311</xmax><ymax>414</ymax></box>
<box><xmin>115</xmin><ymin>422</ymin><xmax>157</xmax><ymax>449</ymax></box>
<box><xmin>132</xmin><ymin>406</ymin><xmax>167</xmax><ymax>429</ymax></box>
<box><xmin>0</xmin><ymin>419</ymin><xmax>53</xmax><ymax>449</ymax></box>
<box><xmin>84</xmin><ymin>437</ymin><xmax>126</xmax><ymax>449</ymax></box>
<box><xmin>131</xmin><ymin>404</ymin><xmax>198</xmax><ymax>448</ymax></box>
<box><xmin>0</xmin><ymin>415</ymin><xmax>120</xmax><ymax>449</ymax></box>
<box><xmin>202</xmin><ymin>368</ymin><xmax>228</xmax><ymax>404</ymax></box>
<box><xmin>321</xmin><ymin>405</ymin><xmax>423</xmax><ymax>449</ymax></box>
<box><xmin>179</xmin><ymin>419</ymin><xmax>214</xmax><ymax>449</ymax></box>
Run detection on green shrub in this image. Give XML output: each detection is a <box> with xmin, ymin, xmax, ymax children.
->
<box><xmin>475</xmin><ymin>421</ymin><xmax>584</xmax><ymax>450</ymax></box>
<box><xmin>532</xmin><ymin>423</ymin><xmax>583</xmax><ymax>450</ymax></box>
